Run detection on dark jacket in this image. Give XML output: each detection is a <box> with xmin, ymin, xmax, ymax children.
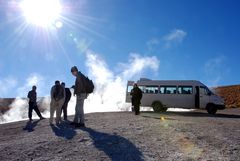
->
<box><xmin>74</xmin><ymin>72</ymin><xmax>86</xmax><ymax>95</ymax></box>
<box><xmin>27</xmin><ymin>90</ymin><xmax>37</xmax><ymax>103</ymax></box>
<box><xmin>65</xmin><ymin>88</ymin><xmax>72</xmax><ymax>103</ymax></box>
<box><xmin>130</xmin><ymin>87</ymin><xmax>143</xmax><ymax>106</ymax></box>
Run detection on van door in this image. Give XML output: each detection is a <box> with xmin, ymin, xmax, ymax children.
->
<box><xmin>195</xmin><ymin>86</ymin><xmax>200</xmax><ymax>108</ymax></box>
<box><xmin>199</xmin><ymin>86</ymin><xmax>210</xmax><ymax>109</ymax></box>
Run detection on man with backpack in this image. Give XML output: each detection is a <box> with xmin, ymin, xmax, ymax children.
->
<box><xmin>50</xmin><ymin>80</ymin><xmax>65</xmax><ymax>125</ymax></box>
<box><xmin>70</xmin><ymin>66</ymin><xmax>94</xmax><ymax>127</ymax></box>
<box><xmin>60</xmin><ymin>82</ymin><xmax>72</xmax><ymax>121</ymax></box>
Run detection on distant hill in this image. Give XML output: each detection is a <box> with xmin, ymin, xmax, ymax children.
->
<box><xmin>0</xmin><ymin>98</ymin><xmax>14</xmax><ymax>114</ymax></box>
<box><xmin>0</xmin><ymin>97</ymin><xmax>47</xmax><ymax>114</ymax></box>
<box><xmin>214</xmin><ymin>85</ymin><xmax>240</xmax><ymax>108</ymax></box>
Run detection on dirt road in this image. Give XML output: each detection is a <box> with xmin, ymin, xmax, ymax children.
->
<box><xmin>0</xmin><ymin>108</ymin><xmax>240</xmax><ymax>161</ymax></box>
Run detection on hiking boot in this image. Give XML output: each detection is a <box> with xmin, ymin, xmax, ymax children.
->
<box><xmin>40</xmin><ymin>117</ymin><xmax>46</xmax><ymax>120</ymax></box>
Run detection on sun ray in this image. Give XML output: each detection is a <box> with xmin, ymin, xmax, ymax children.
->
<box><xmin>4</xmin><ymin>22</ymin><xmax>30</xmax><ymax>52</ymax></box>
<box><xmin>60</xmin><ymin>15</ymin><xmax>107</xmax><ymax>39</ymax></box>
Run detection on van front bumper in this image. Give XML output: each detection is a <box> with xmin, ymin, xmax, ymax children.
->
<box><xmin>215</xmin><ymin>104</ymin><xmax>225</xmax><ymax>110</ymax></box>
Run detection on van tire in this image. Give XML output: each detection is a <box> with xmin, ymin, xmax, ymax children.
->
<box><xmin>151</xmin><ymin>101</ymin><xmax>168</xmax><ymax>112</ymax></box>
<box><xmin>206</xmin><ymin>104</ymin><xmax>217</xmax><ymax>114</ymax></box>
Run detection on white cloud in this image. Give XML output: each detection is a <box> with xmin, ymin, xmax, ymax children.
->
<box><xmin>164</xmin><ymin>29</ymin><xmax>187</xmax><ymax>42</ymax></box>
<box><xmin>203</xmin><ymin>55</ymin><xmax>227</xmax><ymax>86</ymax></box>
<box><xmin>164</xmin><ymin>29</ymin><xmax>187</xmax><ymax>48</ymax></box>
<box><xmin>204</xmin><ymin>56</ymin><xmax>225</xmax><ymax>74</ymax></box>
<box><xmin>120</xmin><ymin>53</ymin><xmax>159</xmax><ymax>80</ymax></box>
<box><xmin>0</xmin><ymin>77</ymin><xmax>17</xmax><ymax>97</ymax></box>
<box><xmin>146</xmin><ymin>29</ymin><xmax>187</xmax><ymax>51</ymax></box>
<box><xmin>146</xmin><ymin>38</ymin><xmax>159</xmax><ymax>52</ymax></box>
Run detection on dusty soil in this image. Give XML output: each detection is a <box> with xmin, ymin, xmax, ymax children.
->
<box><xmin>0</xmin><ymin>109</ymin><xmax>240</xmax><ymax>161</ymax></box>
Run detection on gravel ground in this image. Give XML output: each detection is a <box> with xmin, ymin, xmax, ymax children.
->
<box><xmin>0</xmin><ymin>108</ymin><xmax>240</xmax><ymax>161</ymax></box>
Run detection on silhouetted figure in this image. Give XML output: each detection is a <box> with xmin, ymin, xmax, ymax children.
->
<box><xmin>60</xmin><ymin>82</ymin><xmax>72</xmax><ymax>120</ymax></box>
<box><xmin>27</xmin><ymin>86</ymin><xmax>45</xmax><ymax>121</ymax></box>
<box><xmin>70</xmin><ymin>66</ymin><xmax>87</xmax><ymax>127</ymax></box>
<box><xmin>50</xmin><ymin>80</ymin><xmax>65</xmax><ymax>125</ymax></box>
<box><xmin>130</xmin><ymin>83</ymin><xmax>143</xmax><ymax>115</ymax></box>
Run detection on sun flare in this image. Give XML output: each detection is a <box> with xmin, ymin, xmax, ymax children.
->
<box><xmin>20</xmin><ymin>0</ymin><xmax>62</xmax><ymax>27</ymax></box>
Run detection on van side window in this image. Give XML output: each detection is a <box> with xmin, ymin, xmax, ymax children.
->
<box><xmin>200</xmin><ymin>86</ymin><xmax>212</xmax><ymax>95</ymax></box>
<box><xmin>138</xmin><ymin>86</ymin><xmax>145</xmax><ymax>93</ymax></box>
<box><xmin>127</xmin><ymin>85</ymin><xmax>133</xmax><ymax>93</ymax></box>
<box><xmin>178</xmin><ymin>86</ymin><xmax>193</xmax><ymax>94</ymax></box>
<box><xmin>200</xmin><ymin>86</ymin><xmax>209</xmax><ymax>95</ymax></box>
<box><xmin>160</xmin><ymin>86</ymin><xmax>177</xmax><ymax>94</ymax></box>
<box><xmin>160</xmin><ymin>87</ymin><xmax>165</xmax><ymax>94</ymax></box>
<box><xmin>128</xmin><ymin>85</ymin><xmax>145</xmax><ymax>93</ymax></box>
<box><xmin>145</xmin><ymin>86</ymin><xmax>158</xmax><ymax>94</ymax></box>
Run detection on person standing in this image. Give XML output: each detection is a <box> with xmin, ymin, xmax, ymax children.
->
<box><xmin>50</xmin><ymin>80</ymin><xmax>65</xmax><ymax>125</ymax></box>
<box><xmin>130</xmin><ymin>83</ymin><xmax>143</xmax><ymax>115</ymax></box>
<box><xmin>60</xmin><ymin>82</ymin><xmax>72</xmax><ymax>121</ymax></box>
<box><xmin>70</xmin><ymin>66</ymin><xmax>87</xmax><ymax>127</ymax></box>
<box><xmin>27</xmin><ymin>86</ymin><xmax>45</xmax><ymax>121</ymax></box>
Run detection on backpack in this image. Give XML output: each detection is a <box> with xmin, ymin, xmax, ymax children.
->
<box><xmin>81</xmin><ymin>73</ymin><xmax>94</xmax><ymax>94</ymax></box>
<box><xmin>53</xmin><ymin>84</ymin><xmax>64</xmax><ymax>101</ymax></box>
<box><xmin>65</xmin><ymin>88</ymin><xmax>72</xmax><ymax>101</ymax></box>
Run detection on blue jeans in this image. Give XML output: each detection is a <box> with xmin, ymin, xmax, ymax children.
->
<box><xmin>73</xmin><ymin>94</ymin><xmax>87</xmax><ymax>124</ymax></box>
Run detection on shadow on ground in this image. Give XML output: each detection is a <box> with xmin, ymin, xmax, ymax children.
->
<box><xmin>81</xmin><ymin>127</ymin><xmax>144</xmax><ymax>161</ymax></box>
<box><xmin>142</xmin><ymin>110</ymin><xmax>240</xmax><ymax>119</ymax></box>
<box><xmin>23</xmin><ymin>120</ymin><xmax>40</xmax><ymax>132</ymax></box>
<box><xmin>50</xmin><ymin>122</ymin><xmax>76</xmax><ymax>140</ymax></box>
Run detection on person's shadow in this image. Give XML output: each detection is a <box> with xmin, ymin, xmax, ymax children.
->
<box><xmin>50</xmin><ymin>122</ymin><xmax>76</xmax><ymax>140</ymax></box>
<box><xmin>81</xmin><ymin>127</ymin><xmax>144</xmax><ymax>161</ymax></box>
<box><xmin>23</xmin><ymin>120</ymin><xmax>40</xmax><ymax>132</ymax></box>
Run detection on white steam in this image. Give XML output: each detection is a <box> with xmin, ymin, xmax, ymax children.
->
<box><xmin>82</xmin><ymin>50</ymin><xmax>159</xmax><ymax>113</ymax></box>
<box><xmin>2</xmin><ymin>98</ymin><xmax>28</xmax><ymax>123</ymax></box>
<box><xmin>0</xmin><ymin>97</ymin><xmax>51</xmax><ymax>124</ymax></box>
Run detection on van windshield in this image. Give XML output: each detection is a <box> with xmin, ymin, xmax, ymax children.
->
<box><xmin>206</xmin><ymin>87</ymin><xmax>215</xmax><ymax>95</ymax></box>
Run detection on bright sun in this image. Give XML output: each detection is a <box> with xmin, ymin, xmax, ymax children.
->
<box><xmin>20</xmin><ymin>0</ymin><xmax>62</xmax><ymax>27</ymax></box>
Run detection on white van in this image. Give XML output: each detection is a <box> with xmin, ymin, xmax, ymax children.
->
<box><xmin>126</xmin><ymin>78</ymin><xmax>225</xmax><ymax>114</ymax></box>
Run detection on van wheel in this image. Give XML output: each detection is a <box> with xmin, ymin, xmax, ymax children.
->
<box><xmin>206</xmin><ymin>105</ymin><xmax>217</xmax><ymax>114</ymax></box>
<box><xmin>151</xmin><ymin>101</ymin><xmax>168</xmax><ymax>112</ymax></box>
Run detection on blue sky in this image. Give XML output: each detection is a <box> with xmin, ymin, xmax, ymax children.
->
<box><xmin>0</xmin><ymin>0</ymin><xmax>240</xmax><ymax>98</ymax></box>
